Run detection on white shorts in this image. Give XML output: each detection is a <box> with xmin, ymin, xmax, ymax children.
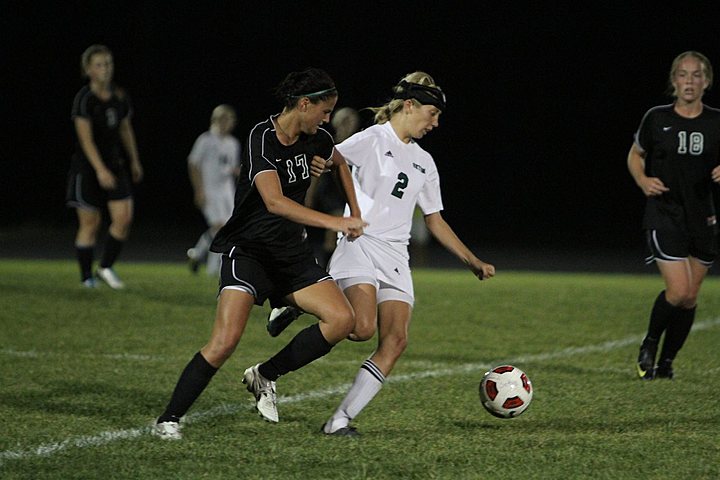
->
<box><xmin>203</xmin><ymin>190</ymin><xmax>234</xmax><ymax>226</ymax></box>
<box><xmin>328</xmin><ymin>235</ymin><xmax>414</xmax><ymax>306</ymax></box>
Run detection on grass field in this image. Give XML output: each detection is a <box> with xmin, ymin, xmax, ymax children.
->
<box><xmin>0</xmin><ymin>259</ymin><xmax>718</xmax><ymax>479</ymax></box>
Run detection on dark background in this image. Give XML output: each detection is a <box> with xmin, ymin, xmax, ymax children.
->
<box><xmin>3</xmin><ymin>2</ymin><xmax>719</xmax><ymax>265</ymax></box>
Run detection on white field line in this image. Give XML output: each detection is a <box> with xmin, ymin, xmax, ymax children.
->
<box><xmin>0</xmin><ymin>349</ymin><xmax>162</xmax><ymax>362</ymax></box>
<box><xmin>1</xmin><ymin>317</ymin><xmax>718</xmax><ymax>465</ymax></box>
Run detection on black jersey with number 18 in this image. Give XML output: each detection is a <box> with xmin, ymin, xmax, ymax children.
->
<box><xmin>635</xmin><ymin>104</ymin><xmax>720</xmax><ymax>236</ymax></box>
<box><xmin>211</xmin><ymin>115</ymin><xmax>335</xmax><ymax>256</ymax></box>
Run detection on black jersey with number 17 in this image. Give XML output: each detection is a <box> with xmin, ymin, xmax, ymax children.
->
<box><xmin>635</xmin><ymin>104</ymin><xmax>720</xmax><ymax>236</ymax></box>
<box><xmin>211</xmin><ymin>115</ymin><xmax>335</xmax><ymax>256</ymax></box>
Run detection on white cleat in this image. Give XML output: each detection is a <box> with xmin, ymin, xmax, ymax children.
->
<box><xmin>243</xmin><ymin>363</ymin><xmax>279</xmax><ymax>423</ymax></box>
<box><xmin>96</xmin><ymin>267</ymin><xmax>125</xmax><ymax>289</ymax></box>
<box><xmin>153</xmin><ymin>420</ymin><xmax>182</xmax><ymax>440</ymax></box>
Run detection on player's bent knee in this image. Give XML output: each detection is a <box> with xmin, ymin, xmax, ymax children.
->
<box><xmin>350</xmin><ymin>323</ymin><xmax>377</xmax><ymax>342</ymax></box>
<box><xmin>666</xmin><ymin>288</ymin><xmax>694</xmax><ymax>308</ymax></box>
<box><xmin>680</xmin><ymin>294</ymin><xmax>698</xmax><ymax>309</ymax></box>
<box><xmin>204</xmin><ymin>335</ymin><xmax>240</xmax><ymax>364</ymax></box>
<box><xmin>204</xmin><ymin>344</ymin><xmax>236</xmax><ymax>366</ymax></box>
<box><xmin>327</xmin><ymin>309</ymin><xmax>355</xmax><ymax>337</ymax></box>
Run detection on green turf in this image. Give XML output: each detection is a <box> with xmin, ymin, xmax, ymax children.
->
<box><xmin>0</xmin><ymin>260</ymin><xmax>718</xmax><ymax>479</ymax></box>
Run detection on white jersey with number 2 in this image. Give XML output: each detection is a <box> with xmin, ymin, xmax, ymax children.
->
<box><xmin>336</xmin><ymin>122</ymin><xmax>443</xmax><ymax>245</ymax></box>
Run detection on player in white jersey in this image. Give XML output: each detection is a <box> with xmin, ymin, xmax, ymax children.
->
<box><xmin>269</xmin><ymin>71</ymin><xmax>496</xmax><ymax>436</ymax></box>
<box><xmin>187</xmin><ymin>105</ymin><xmax>240</xmax><ymax>275</ymax></box>
<box><xmin>321</xmin><ymin>72</ymin><xmax>495</xmax><ymax>436</ymax></box>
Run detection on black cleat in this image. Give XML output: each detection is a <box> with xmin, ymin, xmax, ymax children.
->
<box><xmin>267</xmin><ymin>306</ymin><xmax>302</xmax><ymax>337</ymax></box>
<box><xmin>655</xmin><ymin>359</ymin><xmax>674</xmax><ymax>379</ymax></box>
<box><xmin>636</xmin><ymin>339</ymin><xmax>658</xmax><ymax>380</ymax></box>
<box><xmin>321</xmin><ymin>425</ymin><xmax>360</xmax><ymax>437</ymax></box>
<box><xmin>187</xmin><ymin>248</ymin><xmax>200</xmax><ymax>274</ymax></box>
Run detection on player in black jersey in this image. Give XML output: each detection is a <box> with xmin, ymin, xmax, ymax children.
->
<box><xmin>65</xmin><ymin>45</ymin><xmax>143</xmax><ymax>289</ymax></box>
<box><xmin>153</xmin><ymin>68</ymin><xmax>367</xmax><ymax>440</ymax></box>
<box><xmin>628</xmin><ymin>51</ymin><xmax>720</xmax><ymax>380</ymax></box>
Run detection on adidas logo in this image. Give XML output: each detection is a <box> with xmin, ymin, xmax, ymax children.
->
<box><xmin>384</xmin><ymin>151</ymin><xmax>394</xmax><ymax>157</ymax></box>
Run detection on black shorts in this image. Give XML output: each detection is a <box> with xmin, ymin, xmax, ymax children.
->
<box><xmin>645</xmin><ymin>229</ymin><xmax>717</xmax><ymax>266</ymax></box>
<box><xmin>65</xmin><ymin>168</ymin><xmax>133</xmax><ymax>210</ymax></box>
<box><xmin>218</xmin><ymin>250</ymin><xmax>332</xmax><ymax>306</ymax></box>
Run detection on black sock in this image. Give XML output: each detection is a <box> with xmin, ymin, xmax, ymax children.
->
<box><xmin>259</xmin><ymin>323</ymin><xmax>333</xmax><ymax>381</ymax></box>
<box><xmin>158</xmin><ymin>352</ymin><xmax>218</xmax><ymax>423</ymax></box>
<box><xmin>76</xmin><ymin>245</ymin><xmax>94</xmax><ymax>281</ymax></box>
<box><xmin>100</xmin><ymin>235</ymin><xmax>124</xmax><ymax>269</ymax></box>
<box><xmin>658</xmin><ymin>306</ymin><xmax>696</xmax><ymax>362</ymax></box>
<box><xmin>268</xmin><ymin>295</ymin><xmax>285</xmax><ymax>309</ymax></box>
<box><xmin>643</xmin><ymin>291</ymin><xmax>680</xmax><ymax>345</ymax></box>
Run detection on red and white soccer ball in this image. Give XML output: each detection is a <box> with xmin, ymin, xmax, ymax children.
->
<box><xmin>479</xmin><ymin>365</ymin><xmax>533</xmax><ymax>418</ymax></box>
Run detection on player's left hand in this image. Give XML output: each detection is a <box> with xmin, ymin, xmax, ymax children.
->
<box><xmin>131</xmin><ymin>162</ymin><xmax>144</xmax><ymax>183</ymax></box>
<box><xmin>310</xmin><ymin>156</ymin><xmax>332</xmax><ymax>177</ymax></box>
<box><xmin>471</xmin><ymin>260</ymin><xmax>495</xmax><ymax>280</ymax></box>
<box><xmin>712</xmin><ymin>165</ymin><xmax>720</xmax><ymax>183</ymax></box>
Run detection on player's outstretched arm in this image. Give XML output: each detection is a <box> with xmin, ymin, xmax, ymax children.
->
<box><xmin>255</xmin><ymin>170</ymin><xmax>366</xmax><ymax>235</ymax></box>
<box><xmin>424</xmin><ymin>212</ymin><xmax>495</xmax><ymax>280</ymax></box>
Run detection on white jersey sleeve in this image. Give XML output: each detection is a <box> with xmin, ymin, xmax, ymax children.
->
<box><xmin>188</xmin><ymin>132</ymin><xmax>210</xmax><ymax>167</ymax></box>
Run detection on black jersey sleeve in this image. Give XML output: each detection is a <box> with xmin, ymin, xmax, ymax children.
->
<box><xmin>315</xmin><ymin>127</ymin><xmax>335</xmax><ymax>160</ymax></box>
<box><xmin>635</xmin><ymin>107</ymin><xmax>658</xmax><ymax>154</ymax></box>
<box><xmin>247</xmin><ymin>125</ymin><xmax>278</xmax><ymax>182</ymax></box>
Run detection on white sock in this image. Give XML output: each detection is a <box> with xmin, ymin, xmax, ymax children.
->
<box><xmin>324</xmin><ymin>359</ymin><xmax>385</xmax><ymax>433</ymax></box>
<box><xmin>206</xmin><ymin>252</ymin><xmax>221</xmax><ymax>276</ymax></box>
<box><xmin>192</xmin><ymin>229</ymin><xmax>214</xmax><ymax>261</ymax></box>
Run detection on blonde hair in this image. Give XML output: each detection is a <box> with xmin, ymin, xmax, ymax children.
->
<box><xmin>668</xmin><ymin>51</ymin><xmax>713</xmax><ymax>96</ymax></box>
<box><xmin>211</xmin><ymin>104</ymin><xmax>236</xmax><ymax>125</ymax></box>
<box><xmin>371</xmin><ymin>71</ymin><xmax>438</xmax><ymax>124</ymax></box>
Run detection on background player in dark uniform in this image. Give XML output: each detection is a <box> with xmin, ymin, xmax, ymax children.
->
<box><xmin>66</xmin><ymin>44</ymin><xmax>143</xmax><ymax>289</ymax></box>
<box><xmin>153</xmin><ymin>68</ymin><xmax>366</xmax><ymax>440</ymax></box>
<box><xmin>628</xmin><ymin>51</ymin><xmax>720</xmax><ymax>380</ymax></box>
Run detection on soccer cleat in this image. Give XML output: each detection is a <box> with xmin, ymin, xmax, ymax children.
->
<box><xmin>636</xmin><ymin>339</ymin><xmax>658</xmax><ymax>380</ymax></box>
<box><xmin>267</xmin><ymin>306</ymin><xmax>302</xmax><ymax>337</ymax></box>
<box><xmin>187</xmin><ymin>248</ymin><xmax>200</xmax><ymax>274</ymax></box>
<box><xmin>655</xmin><ymin>359</ymin><xmax>674</xmax><ymax>379</ymax></box>
<box><xmin>96</xmin><ymin>267</ymin><xmax>125</xmax><ymax>289</ymax></box>
<box><xmin>153</xmin><ymin>420</ymin><xmax>182</xmax><ymax>440</ymax></box>
<box><xmin>243</xmin><ymin>364</ymin><xmax>279</xmax><ymax>423</ymax></box>
<box><xmin>321</xmin><ymin>424</ymin><xmax>361</xmax><ymax>437</ymax></box>
<box><xmin>81</xmin><ymin>278</ymin><xmax>97</xmax><ymax>288</ymax></box>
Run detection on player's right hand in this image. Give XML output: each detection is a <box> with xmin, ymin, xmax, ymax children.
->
<box><xmin>638</xmin><ymin>176</ymin><xmax>669</xmax><ymax>197</ymax></box>
<box><xmin>337</xmin><ymin>216</ymin><xmax>368</xmax><ymax>237</ymax></box>
<box><xmin>97</xmin><ymin>169</ymin><xmax>117</xmax><ymax>190</ymax></box>
<box><xmin>310</xmin><ymin>155</ymin><xmax>332</xmax><ymax>177</ymax></box>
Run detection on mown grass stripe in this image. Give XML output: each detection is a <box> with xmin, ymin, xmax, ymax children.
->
<box><xmin>2</xmin><ymin>316</ymin><xmax>717</xmax><ymax>465</ymax></box>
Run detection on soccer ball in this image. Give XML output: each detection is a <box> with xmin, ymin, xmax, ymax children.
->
<box><xmin>479</xmin><ymin>365</ymin><xmax>533</xmax><ymax>418</ymax></box>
